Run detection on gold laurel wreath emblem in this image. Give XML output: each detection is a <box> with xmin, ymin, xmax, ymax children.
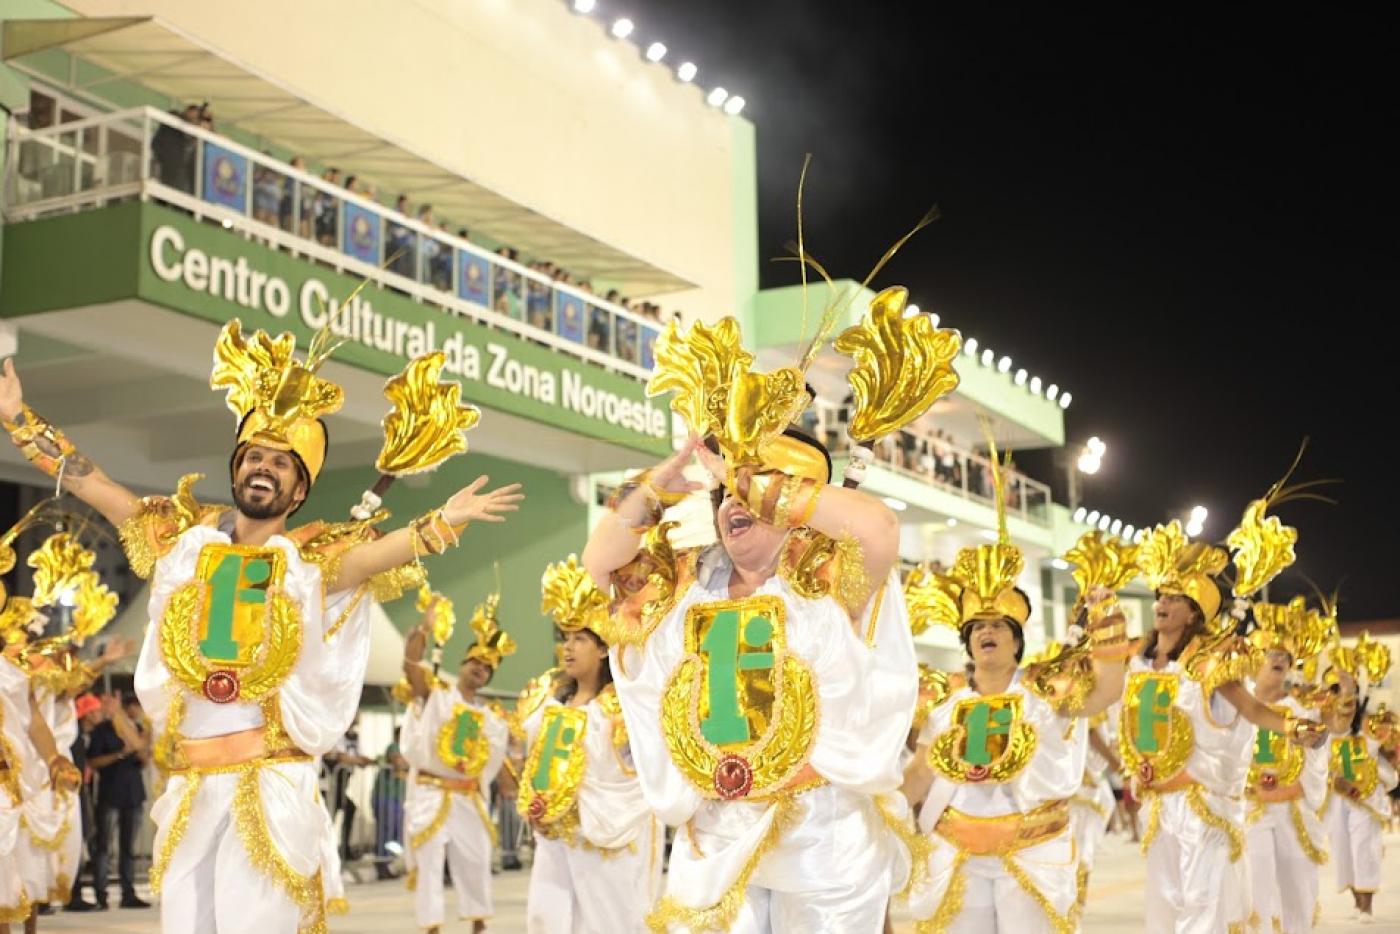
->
<box><xmin>436</xmin><ymin>706</ymin><xmax>491</xmax><ymax>778</ymax></box>
<box><xmin>927</xmin><ymin>694</ymin><xmax>1037</xmax><ymax>784</ymax></box>
<box><xmin>159</xmin><ymin>582</ymin><xmax>301</xmax><ymax>703</ymax></box>
<box><xmin>660</xmin><ymin>652</ymin><xmax>818</xmax><ymax>799</ymax></box>
<box><xmin>516</xmin><ymin>706</ymin><xmax>589</xmax><ymax>827</ymax></box>
<box><xmin>1248</xmin><ymin>705</ymin><xmax>1305</xmax><ymax>790</ymax></box>
<box><xmin>1120</xmin><ymin>673</ymin><xmax>1195</xmax><ymax>786</ymax></box>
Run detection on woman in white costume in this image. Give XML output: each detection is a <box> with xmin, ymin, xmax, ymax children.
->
<box><xmin>518</xmin><ymin>556</ymin><xmax>663</xmax><ymax>933</ymax></box>
<box><xmin>1124</xmin><ymin>495</ymin><xmax>1327</xmax><ymax>934</ymax></box>
<box><xmin>1322</xmin><ymin>636</ymin><xmax>1398</xmax><ymax>923</ymax></box>
<box><xmin>1</xmin><ymin>326</ymin><xmax>522</xmax><ymax>934</ymax></box>
<box><xmin>582</xmin><ymin>296</ymin><xmax>958</xmax><ymax>932</ymax></box>
<box><xmin>900</xmin><ymin>525</ymin><xmax>1133</xmax><ymax>933</ymax></box>
<box><xmin>1243</xmin><ymin>598</ymin><xmax>1334</xmax><ymax>934</ymax></box>
<box><xmin>402</xmin><ymin>590</ymin><xmax>513</xmax><ymax>934</ymax></box>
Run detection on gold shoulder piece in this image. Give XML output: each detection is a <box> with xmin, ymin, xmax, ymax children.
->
<box><xmin>913</xmin><ymin>666</ymin><xmax>952</xmax><ymax>732</ymax></box>
<box><xmin>118</xmin><ymin>474</ymin><xmax>220</xmax><ymax>579</ymax></box>
<box><xmin>778</xmin><ymin>528</ymin><xmax>839</xmax><ymax>601</ymax></box>
<box><xmin>1023</xmin><ymin>642</ymin><xmax>1095</xmax><ymax>715</ymax></box>
<box><xmin>1181</xmin><ymin>630</ymin><xmax>1259</xmax><ymax>697</ymax></box>
<box><xmin>609</xmin><ymin>522</ymin><xmax>685</xmax><ymax>645</ymax></box>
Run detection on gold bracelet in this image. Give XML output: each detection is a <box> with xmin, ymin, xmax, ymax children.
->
<box><xmin>637</xmin><ymin>469</ymin><xmax>687</xmax><ymax>507</ymax></box>
<box><xmin>3</xmin><ymin>404</ymin><xmax>76</xmax><ymax>479</ymax></box>
<box><xmin>790</xmin><ymin>479</ymin><xmax>823</xmax><ymax>528</ymax></box>
<box><xmin>1087</xmin><ymin>599</ymin><xmax>1124</xmax><ymax>627</ymax></box>
<box><xmin>607</xmin><ymin>481</ymin><xmax>662</xmax><ymax>533</ymax></box>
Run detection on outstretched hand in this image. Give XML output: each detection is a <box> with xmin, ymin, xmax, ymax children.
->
<box><xmin>1</xmin><ymin>358</ymin><xmax>24</xmax><ymax>421</ymax></box>
<box><xmin>441</xmin><ymin>476</ymin><xmax>524</xmax><ymax>528</ymax></box>
<box><xmin>649</xmin><ymin>434</ymin><xmax>710</xmax><ymax>498</ymax></box>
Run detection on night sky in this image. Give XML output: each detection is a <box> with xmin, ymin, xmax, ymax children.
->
<box><xmin>631</xmin><ymin>2</ymin><xmax>1395</xmax><ymax>618</ymax></box>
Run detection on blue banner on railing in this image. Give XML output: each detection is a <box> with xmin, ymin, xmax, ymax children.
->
<box><xmin>557</xmin><ymin>293</ymin><xmax>585</xmax><ymax>343</ymax></box>
<box><xmin>458</xmin><ymin>250</ymin><xmax>490</xmax><ymax>307</ymax></box>
<box><xmin>201</xmin><ymin>143</ymin><xmax>247</xmax><ymax>212</ymax></box>
<box><xmin>342</xmin><ymin>202</ymin><xmax>382</xmax><ymax>264</ymax></box>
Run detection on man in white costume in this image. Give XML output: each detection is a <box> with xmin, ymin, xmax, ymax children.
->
<box><xmin>1243</xmin><ymin>598</ymin><xmax>1334</xmax><ymax>934</ymax></box>
<box><xmin>518</xmin><ymin>556</ymin><xmax>663</xmax><ymax>933</ymax></box>
<box><xmin>0</xmin><ymin>327</ymin><xmax>521</xmax><ymax>934</ymax></box>
<box><xmin>582</xmin><ymin>295</ymin><xmax>959</xmax><ymax>932</ymax></box>
<box><xmin>900</xmin><ymin>525</ymin><xmax>1132</xmax><ymax>933</ymax></box>
<box><xmin>402</xmin><ymin>589</ymin><xmax>512</xmax><ymax>934</ymax></box>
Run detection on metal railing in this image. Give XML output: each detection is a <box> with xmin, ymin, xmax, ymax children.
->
<box><xmin>2</xmin><ymin>106</ymin><xmax>663</xmax><ymax>378</ymax></box>
<box><xmin>807</xmin><ymin>399</ymin><xmax>1053</xmax><ymax>524</ymax></box>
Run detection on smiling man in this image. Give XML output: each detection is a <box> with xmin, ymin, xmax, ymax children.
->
<box><xmin>0</xmin><ymin>319</ymin><xmax>522</xmax><ymax>934</ymax></box>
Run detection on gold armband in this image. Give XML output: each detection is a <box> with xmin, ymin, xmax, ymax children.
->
<box><xmin>3</xmin><ymin>404</ymin><xmax>76</xmax><ymax>479</ymax></box>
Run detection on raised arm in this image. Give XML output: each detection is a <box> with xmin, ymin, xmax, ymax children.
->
<box><xmin>328</xmin><ymin>475</ymin><xmax>523</xmax><ymax>593</ymax></box>
<box><xmin>581</xmin><ymin>435</ymin><xmax>704</xmax><ymax>588</ymax></box>
<box><xmin>1</xmin><ymin>358</ymin><xmax>141</xmax><ymax>527</ymax></box>
<box><xmin>27</xmin><ymin>689</ymin><xmax>81</xmax><ymax>791</ymax></box>
<box><xmin>1217</xmin><ymin>680</ymin><xmax>1327</xmax><ymax>747</ymax></box>
<box><xmin>401</xmin><ymin>617</ymin><xmax>435</xmax><ymax>702</ymax></box>
<box><xmin>1077</xmin><ymin>588</ymin><xmax>1131</xmax><ymax>718</ymax></box>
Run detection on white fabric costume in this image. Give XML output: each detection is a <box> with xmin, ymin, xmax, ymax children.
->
<box><xmin>135</xmin><ymin>523</ymin><xmax>373</xmax><ymax>934</ymax></box>
<box><xmin>1324</xmin><ymin>733</ymin><xmax>1397</xmax><ymax>897</ymax></box>
<box><xmin>1069</xmin><ymin>717</ymin><xmax>1114</xmax><ymax>909</ymax></box>
<box><xmin>611</xmin><ymin>546</ymin><xmax>917</xmax><ymax>933</ymax></box>
<box><xmin>1124</xmin><ymin>654</ymin><xmax>1254</xmax><ymax>934</ymax></box>
<box><xmin>1244</xmin><ymin>694</ymin><xmax>1328</xmax><ymax>934</ymax></box>
<box><xmin>907</xmin><ymin>670</ymin><xmax>1086</xmax><ymax>933</ymax></box>
<box><xmin>1</xmin><ymin>655</ymin><xmax>41</xmax><ymax>925</ymax></box>
<box><xmin>521</xmin><ymin>691</ymin><xmax>663</xmax><ymax>933</ymax></box>
<box><xmin>20</xmin><ymin>686</ymin><xmax>80</xmax><ymax>907</ymax></box>
<box><xmin>400</xmin><ymin>683</ymin><xmax>507</xmax><ymax>929</ymax></box>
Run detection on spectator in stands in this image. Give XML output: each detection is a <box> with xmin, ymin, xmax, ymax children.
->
<box><xmin>150</xmin><ymin>103</ymin><xmax>200</xmax><ymax>193</ymax></box>
<box><xmin>252</xmin><ymin>157</ymin><xmax>282</xmax><ymax>227</ymax></box>
<box><xmin>494</xmin><ymin>246</ymin><xmax>522</xmax><ymax>318</ymax></box>
<box><xmin>387</xmin><ymin>194</ymin><xmax>416</xmax><ymax>277</ymax></box>
<box><xmin>64</xmin><ymin>692</ymin><xmax>105</xmax><ymax>912</ymax></box>
<box><xmin>198</xmin><ymin>105</ymin><xmax>214</xmax><ymax>132</ymax></box>
<box><xmin>88</xmin><ymin>693</ymin><xmax>151</xmax><ymax>910</ymax></box>
<box><xmin>288</xmin><ymin>156</ymin><xmax>311</xmax><ymax>235</ymax></box>
<box><xmin>313</xmin><ymin>167</ymin><xmax>341</xmax><ymax>246</ymax></box>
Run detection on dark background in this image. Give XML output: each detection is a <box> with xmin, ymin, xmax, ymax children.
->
<box><xmin>631</xmin><ymin>2</ymin><xmax>1396</xmax><ymax>618</ymax></box>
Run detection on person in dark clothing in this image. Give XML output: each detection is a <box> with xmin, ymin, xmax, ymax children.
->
<box><xmin>86</xmin><ymin>693</ymin><xmax>151</xmax><ymax>910</ymax></box>
<box><xmin>150</xmin><ymin>104</ymin><xmax>200</xmax><ymax>193</ymax></box>
<box><xmin>64</xmin><ymin>692</ymin><xmax>105</xmax><ymax>913</ymax></box>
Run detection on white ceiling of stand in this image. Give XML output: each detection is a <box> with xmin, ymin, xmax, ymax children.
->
<box><xmin>1</xmin><ymin>16</ymin><xmax>696</xmax><ymax>294</ymax></box>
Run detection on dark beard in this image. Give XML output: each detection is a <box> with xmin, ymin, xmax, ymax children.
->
<box><xmin>231</xmin><ymin>480</ymin><xmax>295</xmax><ymax>520</ymax></box>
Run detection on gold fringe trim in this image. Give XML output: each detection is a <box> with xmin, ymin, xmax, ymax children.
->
<box><xmin>326</xmin><ymin>897</ymin><xmax>350</xmax><ymax>915</ymax></box>
<box><xmin>646</xmin><ymin>797</ymin><xmax>797</xmax><ymax>932</ymax></box>
<box><xmin>410</xmin><ymin>790</ymin><xmax>453</xmax><ymax>852</ymax></box>
<box><xmin>150</xmin><ymin>774</ymin><xmax>203</xmax><ymax>894</ymax></box>
<box><xmin>405</xmin><ymin>867</ymin><xmax>418</xmax><ymax>892</ymax></box>
<box><xmin>875</xmin><ymin>795</ymin><xmax>931</xmax><ymax>899</ymax></box>
<box><xmin>1185</xmin><ymin>784</ymin><xmax>1243</xmax><ymax>862</ymax></box>
<box><xmin>21</xmin><ymin>800</ymin><xmax>71</xmax><ymax>851</ymax></box>
<box><xmin>1001</xmin><ymin>851</ymin><xmax>1076</xmax><ymax>934</ymax></box>
<box><xmin>471</xmin><ymin>790</ymin><xmax>499</xmax><ymax>849</ymax></box>
<box><xmin>231</xmin><ymin>767</ymin><xmax>324</xmax><ymax>914</ymax></box>
<box><xmin>916</xmin><ymin>848</ymin><xmax>969</xmax><ymax>933</ymax></box>
<box><xmin>48</xmin><ymin>873</ymin><xmax>72</xmax><ymax>905</ymax></box>
<box><xmin>0</xmin><ymin>889</ymin><xmax>33</xmax><ymax>923</ymax></box>
<box><xmin>322</xmin><ymin>583</ymin><xmax>367</xmax><ymax>641</ymax></box>
<box><xmin>1140</xmin><ymin>794</ymin><xmax>1163</xmax><ymax>853</ymax></box>
<box><xmin>1072</xmin><ymin>792</ymin><xmax>1110</xmax><ymax>819</ymax></box>
<box><xmin>1288</xmin><ymin>799</ymin><xmax>1328</xmax><ymax>865</ymax></box>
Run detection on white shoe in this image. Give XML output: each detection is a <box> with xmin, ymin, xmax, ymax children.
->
<box><xmin>1358</xmin><ymin>911</ymin><xmax>1375</xmax><ymax>924</ymax></box>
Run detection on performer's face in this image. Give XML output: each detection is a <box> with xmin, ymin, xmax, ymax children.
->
<box><xmin>1152</xmin><ymin>593</ymin><xmax>1198</xmax><ymax>636</ymax></box>
<box><xmin>1256</xmin><ymin>649</ymin><xmax>1291</xmax><ymax>693</ymax></box>
<box><xmin>966</xmin><ymin>617</ymin><xmax>1019</xmax><ymax>668</ymax></box>
<box><xmin>459</xmin><ymin>658</ymin><xmax>492</xmax><ymax>692</ymax></box>
<box><xmin>715</xmin><ymin>493</ymin><xmax>786</xmax><ymax>572</ymax></box>
<box><xmin>232</xmin><ymin>444</ymin><xmax>307</xmax><ymax>520</ymax></box>
<box><xmin>561</xmin><ymin>629</ymin><xmax>607</xmax><ymax>681</ymax></box>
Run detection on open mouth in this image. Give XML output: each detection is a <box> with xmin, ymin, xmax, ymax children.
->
<box><xmin>563</xmin><ymin>654</ymin><xmax>576</xmax><ymax>666</ymax></box>
<box><xmin>978</xmin><ymin>635</ymin><xmax>999</xmax><ymax>651</ymax></box>
<box><xmin>726</xmin><ymin>511</ymin><xmax>755</xmax><ymax>539</ymax></box>
<box><xmin>245</xmin><ymin>474</ymin><xmax>278</xmax><ymax>495</ymax></box>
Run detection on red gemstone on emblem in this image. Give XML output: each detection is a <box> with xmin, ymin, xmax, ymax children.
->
<box><xmin>713</xmin><ymin>755</ymin><xmax>754</xmax><ymax>799</ymax></box>
<box><xmin>203</xmin><ymin>670</ymin><xmax>241</xmax><ymax>704</ymax></box>
<box><xmin>1136</xmin><ymin>761</ymin><xmax>1155</xmax><ymax>786</ymax></box>
<box><xmin>966</xmin><ymin>764</ymin><xmax>990</xmax><ymax>783</ymax></box>
<box><xmin>1260</xmin><ymin>773</ymin><xmax>1278</xmax><ymax>790</ymax></box>
<box><xmin>527</xmin><ymin>795</ymin><xmax>547</xmax><ymax>821</ymax></box>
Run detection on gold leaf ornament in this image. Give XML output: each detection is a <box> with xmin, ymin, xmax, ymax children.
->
<box><xmin>416</xmin><ymin>585</ymin><xmax>456</xmax><ymax>647</ymax></box>
<box><xmin>722</xmin><ymin>361</ymin><xmax>807</xmax><ymax>465</ymax></box>
<box><xmin>26</xmin><ymin>533</ymin><xmax>98</xmax><ymax>609</ymax></box>
<box><xmin>376</xmin><ymin>352</ymin><xmax>480</xmax><ymax>476</ymax></box>
<box><xmin>1227</xmin><ymin>499</ymin><xmax>1298</xmax><ymax>599</ymax></box>
<box><xmin>903</xmin><ymin>563</ymin><xmax>963</xmax><ymax>636</ymax></box>
<box><xmin>832</xmin><ymin>286</ymin><xmax>961</xmax><ymax>443</ymax></box>
<box><xmin>70</xmin><ymin>577</ymin><xmax>119</xmax><ymax>644</ymax></box>
<box><xmin>1063</xmin><ymin>531</ymin><xmax>1139</xmax><ymax>603</ymax></box>
<box><xmin>645</xmin><ymin>318</ymin><xmax>753</xmax><ymax>435</ymax></box>
<box><xmin>540</xmin><ymin>556</ymin><xmax>610</xmax><ymax>638</ymax></box>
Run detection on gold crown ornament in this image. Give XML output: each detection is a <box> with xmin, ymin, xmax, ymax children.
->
<box><xmin>1333</xmin><ymin>631</ymin><xmax>1391</xmax><ymax>686</ymax></box>
<box><xmin>462</xmin><ymin>590</ymin><xmax>515</xmax><ymax>670</ymax></box>
<box><xmin>1249</xmin><ymin>595</ymin><xmax>1338</xmax><ymax>664</ymax></box>
<box><xmin>1062</xmin><ymin>530</ymin><xmax>1140</xmax><ymax>620</ymax></box>
<box><xmin>540</xmin><ymin>555</ymin><xmax>611</xmax><ymax>641</ymax></box>
<box><xmin>1135</xmin><ymin>521</ymin><xmax>1229</xmax><ymax>624</ymax></box>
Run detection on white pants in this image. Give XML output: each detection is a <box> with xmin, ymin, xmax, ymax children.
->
<box><xmin>526</xmin><ymin>821</ymin><xmax>664</xmax><ymax>933</ymax></box>
<box><xmin>1</xmin><ymin>803</ymin><xmax>31</xmax><ymax>924</ymax></box>
<box><xmin>1247</xmin><ymin>802</ymin><xmax>1322</xmax><ymax>934</ymax></box>
<box><xmin>22</xmin><ymin>786</ymin><xmax>80</xmax><ymax>904</ymax></box>
<box><xmin>1143</xmin><ymin>790</ymin><xmax>1248</xmax><ymax>934</ymax></box>
<box><xmin>663</xmin><ymin>786</ymin><xmax>903</xmax><ymax>934</ymax></box>
<box><xmin>410</xmin><ymin>790</ymin><xmax>493</xmax><ymax>928</ymax></box>
<box><xmin>912</xmin><ymin>829</ymin><xmax>1076</xmax><ymax>933</ymax></box>
<box><xmin>1328</xmin><ymin>798</ymin><xmax>1383</xmax><ymax>893</ymax></box>
<box><xmin>153</xmin><ymin>765</ymin><xmax>324</xmax><ymax>934</ymax></box>
<box><xmin>1070</xmin><ymin>788</ymin><xmax>1111</xmax><ymax>904</ymax></box>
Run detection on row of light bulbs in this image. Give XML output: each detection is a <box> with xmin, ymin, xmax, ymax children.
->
<box><xmin>1070</xmin><ymin>504</ymin><xmax>1209</xmax><ymax>545</ymax></box>
<box><xmin>571</xmin><ymin>0</ymin><xmax>747</xmax><ymax>115</ymax></box>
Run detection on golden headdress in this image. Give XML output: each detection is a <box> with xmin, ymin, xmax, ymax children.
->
<box><xmin>462</xmin><ymin>589</ymin><xmax>515</xmax><ymax>670</ymax></box>
<box><xmin>1136</xmin><ymin>521</ymin><xmax>1229</xmax><ymax>624</ymax></box>
<box><xmin>1333</xmin><ymin>631</ymin><xmax>1391</xmax><ymax>685</ymax></box>
<box><xmin>906</xmin><ymin>434</ymin><xmax>1029</xmax><ymax>635</ymax></box>
<box><xmin>211</xmin><ymin>319</ymin><xmax>345</xmax><ymax>484</ymax></box>
<box><xmin>26</xmin><ymin>532</ymin><xmax>119</xmax><ymax>645</ymax></box>
<box><xmin>540</xmin><ymin>555</ymin><xmax>610</xmax><ymax>641</ymax></box>
<box><xmin>1249</xmin><ymin>595</ymin><xmax>1338</xmax><ymax>663</ymax></box>
<box><xmin>1227</xmin><ymin>441</ymin><xmax>1334</xmax><ymax>602</ymax></box>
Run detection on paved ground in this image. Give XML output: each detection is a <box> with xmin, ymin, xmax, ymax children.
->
<box><xmin>43</xmin><ymin>827</ymin><xmax>1400</xmax><ymax>932</ymax></box>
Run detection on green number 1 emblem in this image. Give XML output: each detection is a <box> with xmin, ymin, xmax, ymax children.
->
<box><xmin>200</xmin><ymin>553</ymin><xmax>272</xmax><ymax>661</ymax></box>
<box><xmin>532</xmin><ymin>714</ymin><xmax>578</xmax><ymax>792</ymax></box>
<box><xmin>699</xmin><ymin>609</ymin><xmax>774</xmax><ymax>745</ymax></box>
<box><xmin>1134</xmin><ymin>679</ymin><xmax>1173</xmax><ymax>753</ymax></box>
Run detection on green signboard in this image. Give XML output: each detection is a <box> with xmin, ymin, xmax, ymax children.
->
<box><xmin>2</xmin><ymin>202</ymin><xmax>672</xmax><ymax>455</ymax></box>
